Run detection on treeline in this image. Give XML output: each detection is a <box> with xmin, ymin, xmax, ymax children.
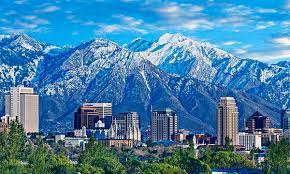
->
<box><xmin>0</xmin><ymin>122</ymin><xmax>288</xmax><ymax>174</ymax></box>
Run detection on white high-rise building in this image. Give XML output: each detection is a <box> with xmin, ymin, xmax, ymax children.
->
<box><xmin>5</xmin><ymin>87</ymin><xmax>39</xmax><ymax>133</ymax></box>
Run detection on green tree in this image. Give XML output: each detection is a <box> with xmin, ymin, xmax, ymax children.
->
<box><xmin>205</xmin><ymin>151</ymin><xmax>254</xmax><ymax>169</ymax></box>
<box><xmin>28</xmin><ymin>139</ymin><xmax>51</xmax><ymax>174</ymax></box>
<box><xmin>76</xmin><ymin>163</ymin><xmax>104</xmax><ymax>174</ymax></box>
<box><xmin>165</xmin><ymin>147</ymin><xmax>211</xmax><ymax>174</ymax></box>
<box><xmin>142</xmin><ymin>162</ymin><xmax>187</xmax><ymax>174</ymax></box>
<box><xmin>0</xmin><ymin>122</ymin><xmax>27</xmax><ymax>161</ymax></box>
<box><xmin>48</xmin><ymin>154</ymin><xmax>74</xmax><ymax>174</ymax></box>
<box><xmin>146</xmin><ymin>139</ymin><xmax>155</xmax><ymax>147</ymax></box>
<box><xmin>0</xmin><ymin>159</ymin><xmax>28</xmax><ymax>174</ymax></box>
<box><xmin>267</xmin><ymin>138</ymin><xmax>289</xmax><ymax>174</ymax></box>
<box><xmin>224</xmin><ymin>137</ymin><xmax>234</xmax><ymax>151</ymax></box>
<box><xmin>78</xmin><ymin>139</ymin><xmax>125</xmax><ymax>174</ymax></box>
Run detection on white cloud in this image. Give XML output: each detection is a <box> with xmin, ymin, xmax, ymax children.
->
<box><xmin>272</xmin><ymin>36</ymin><xmax>290</xmax><ymax>46</ymax></box>
<box><xmin>101</xmin><ymin>24</ymin><xmax>121</xmax><ymax>33</ymax></box>
<box><xmin>156</xmin><ymin>2</ymin><xmax>204</xmax><ymax>18</ymax></box>
<box><xmin>286</xmin><ymin>0</ymin><xmax>290</xmax><ymax>9</ymax></box>
<box><xmin>224</xmin><ymin>5</ymin><xmax>253</xmax><ymax>16</ymax></box>
<box><xmin>255</xmin><ymin>21</ymin><xmax>275</xmax><ymax>30</ymax></box>
<box><xmin>223</xmin><ymin>41</ymin><xmax>241</xmax><ymax>46</ymax></box>
<box><xmin>181</xmin><ymin>19</ymin><xmax>213</xmax><ymax>30</ymax></box>
<box><xmin>116</xmin><ymin>15</ymin><xmax>143</xmax><ymax>26</ymax></box>
<box><xmin>247</xmin><ymin>49</ymin><xmax>290</xmax><ymax>60</ymax></box>
<box><xmin>35</xmin><ymin>5</ymin><xmax>60</xmax><ymax>13</ymax></box>
<box><xmin>235</xmin><ymin>48</ymin><xmax>247</xmax><ymax>54</ymax></box>
<box><xmin>16</xmin><ymin>20</ymin><xmax>38</xmax><ymax>29</ymax></box>
<box><xmin>0</xmin><ymin>27</ymin><xmax>26</xmax><ymax>33</ymax></box>
<box><xmin>14</xmin><ymin>0</ymin><xmax>27</xmax><ymax>5</ymax></box>
<box><xmin>282</xmin><ymin>20</ymin><xmax>290</xmax><ymax>27</ymax></box>
<box><xmin>257</xmin><ymin>8</ymin><xmax>277</xmax><ymax>13</ymax></box>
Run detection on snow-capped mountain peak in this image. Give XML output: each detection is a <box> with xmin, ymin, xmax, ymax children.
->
<box><xmin>4</xmin><ymin>33</ymin><xmax>44</xmax><ymax>52</ymax></box>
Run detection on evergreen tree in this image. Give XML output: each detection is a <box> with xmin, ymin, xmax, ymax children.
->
<box><xmin>267</xmin><ymin>138</ymin><xmax>289</xmax><ymax>174</ymax></box>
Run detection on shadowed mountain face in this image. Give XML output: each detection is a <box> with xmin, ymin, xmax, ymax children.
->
<box><xmin>0</xmin><ymin>34</ymin><xmax>287</xmax><ymax>133</ymax></box>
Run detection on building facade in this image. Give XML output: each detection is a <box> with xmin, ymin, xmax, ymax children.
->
<box><xmin>151</xmin><ymin>109</ymin><xmax>178</xmax><ymax>141</ymax></box>
<box><xmin>281</xmin><ymin>108</ymin><xmax>290</xmax><ymax>142</ymax></box>
<box><xmin>281</xmin><ymin>108</ymin><xmax>290</xmax><ymax>130</ymax></box>
<box><xmin>74</xmin><ymin>103</ymin><xmax>112</xmax><ymax>130</ymax></box>
<box><xmin>5</xmin><ymin>87</ymin><xmax>39</xmax><ymax>133</ymax></box>
<box><xmin>238</xmin><ymin>132</ymin><xmax>262</xmax><ymax>150</ymax></box>
<box><xmin>261</xmin><ymin>128</ymin><xmax>283</xmax><ymax>146</ymax></box>
<box><xmin>113</xmin><ymin>112</ymin><xmax>141</xmax><ymax>142</ymax></box>
<box><xmin>245</xmin><ymin>111</ymin><xmax>270</xmax><ymax>133</ymax></box>
<box><xmin>217</xmin><ymin>97</ymin><xmax>239</xmax><ymax>145</ymax></box>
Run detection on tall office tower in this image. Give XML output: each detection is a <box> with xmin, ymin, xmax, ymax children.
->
<box><xmin>245</xmin><ymin>111</ymin><xmax>270</xmax><ymax>133</ymax></box>
<box><xmin>5</xmin><ymin>87</ymin><xmax>39</xmax><ymax>133</ymax></box>
<box><xmin>217</xmin><ymin>97</ymin><xmax>239</xmax><ymax>145</ymax></box>
<box><xmin>113</xmin><ymin>112</ymin><xmax>141</xmax><ymax>142</ymax></box>
<box><xmin>151</xmin><ymin>109</ymin><xmax>178</xmax><ymax>141</ymax></box>
<box><xmin>281</xmin><ymin>108</ymin><xmax>290</xmax><ymax>141</ymax></box>
<box><xmin>281</xmin><ymin>108</ymin><xmax>290</xmax><ymax>130</ymax></box>
<box><xmin>74</xmin><ymin>103</ymin><xmax>112</xmax><ymax>130</ymax></box>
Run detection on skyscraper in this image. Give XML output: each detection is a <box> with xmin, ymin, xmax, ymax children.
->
<box><xmin>281</xmin><ymin>108</ymin><xmax>290</xmax><ymax>141</ymax></box>
<box><xmin>5</xmin><ymin>87</ymin><xmax>39</xmax><ymax>133</ymax></box>
<box><xmin>245</xmin><ymin>111</ymin><xmax>270</xmax><ymax>133</ymax></box>
<box><xmin>151</xmin><ymin>109</ymin><xmax>178</xmax><ymax>141</ymax></box>
<box><xmin>74</xmin><ymin>103</ymin><xmax>112</xmax><ymax>130</ymax></box>
<box><xmin>281</xmin><ymin>108</ymin><xmax>290</xmax><ymax>130</ymax></box>
<box><xmin>217</xmin><ymin>97</ymin><xmax>239</xmax><ymax>145</ymax></box>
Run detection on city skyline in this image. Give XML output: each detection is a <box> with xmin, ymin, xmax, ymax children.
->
<box><xmin>0</xmin><ymin>0</ymin><xmax>289</xmax><ymax>62</ymax></box>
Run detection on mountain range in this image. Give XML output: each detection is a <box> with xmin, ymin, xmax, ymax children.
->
<box><xmin>0</xmin><ymin>33</ymin><xmax>288</xmax><ymax>133</ymax></box>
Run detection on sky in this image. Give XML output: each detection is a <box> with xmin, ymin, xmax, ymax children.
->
<box><xmin>0</xmin><ymin>0</ymin><xmax>289</xmax><ymax>62</ymax></box>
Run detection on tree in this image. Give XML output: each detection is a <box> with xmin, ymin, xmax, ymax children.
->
<box><xmin>48</xmin><ymin>154</ymin><xmax>74</xmax><ymax>174</ymax></box>
<box><xmin>224</xmin><ymin>137</ymin><xmax>234</xmax><ymax>151</ymax></box>
<box><xmin>0</xmin><ymin>121</ymin><xmax>27</xmax><ymax>161</ymax></box>
<box><xmin>204</xmin><ymin>151</ymin><xmax>254</xmax><ymax>169</ymax></box>
<box><xmin>142</xmin><ymin>162</ymin><xmax>187</xmax><ymax>174</ymax></box>
<box><xmin>28</xmin><ymin>139</ymin><xmax>51</xmax><ymax>174</ymax></box>
<box><xmin>164</xmin><ymin>147</ymin><xmax>211</xmax><ymax>174</ymax></box>
<box><xmin>0</xmin><ymin>159</ymin><xmax>28</xmax><ymax>174</ymax></box>
<box><xmin>267</xmin><ymin>138</ymin><xmax>289</xmax><ymax>174</ymax></box>
<box><xmin>146</xmin><ymin>139</ymin><xmax>155</xmax><ymax>147</ymax></box>
<box><xmin>78</xmin><ymin>139</ymin><xmax>125</xmax><ymax>174</ymax></box>
<box><xmin>76</xmin><ymin>163</ymin><xmax>104</xmax><ymax>174</ymax></box>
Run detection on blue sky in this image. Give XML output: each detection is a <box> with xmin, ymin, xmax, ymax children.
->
<box><xmin>0</xmin><ymin>0</ymin><xmax>289</xmax><ymax>62</ymax></box>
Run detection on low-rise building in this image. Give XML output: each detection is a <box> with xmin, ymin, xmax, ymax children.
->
<box><xmin>55</xmin><ymin>134</ymin><xmax>65</xmax><ymax>143</ymax></box>
<box><xmin>0</xmin><ymin>122</ymin><xmax>9</xmax><ymax>133</ymax></box>
<box><xmin>261</xmin><ymin>128</ymin><xmax>283</xmax><ymax>146</ymax></box>
<box><xmin>64</xmin><ymin>137</ymin><xmax>88</xmax><ymax>148</ymax></box>
<box><xmin>98</xmin><ymin>139</ymin><xmax>133</xmax><ymax>148</ymax></box>
<box><xmin>174</xmin><ymin>129</ymin><xmax>190</xmax><ymax>142</ymax></box>
<box><xmin>238</xmin><ymin>132</ymin><xmax>262</xmax><ymax>150</ymax></box>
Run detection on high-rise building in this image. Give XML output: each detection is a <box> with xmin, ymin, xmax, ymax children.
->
<box><xmin>245</xmin><ymin>111</ymin><xmax>270</xmax><ymax>133</ymax></box>
<box><xmin>217</xmin><ymin>97</ymin><xmax>239</xmax><ymax>145</ymax></box>
<box><xmin>281</xmin><ymin>108</ymin><xmax>290</xmax><ymax>130</ymax></box>
<box><xmin>112</xmin><ymin>112</ymin><xmax>141</xmax><ymax>142</ymax></box>
<box><xmin>281</xmin><ymin>108</ymin><xmax>290</xmax><ymax>141</ymax></box>
<box><xmin>5</xmin><ymin>87</ymin><xmax>39</xmax><ymax>133</ymax></box>
<box><xmin>74</xmin><ymin>103</ymin><xmax>112</xmax><ymax>130</ymax></box>
<box><xmin>151</xmin><ymin>109</ymin><xmax>178</xmax><ymax>141</ymax></box>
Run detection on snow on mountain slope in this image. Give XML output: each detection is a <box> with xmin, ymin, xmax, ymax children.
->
<box><xmin>129</xmin><ymin>33</ymin><xmax>289</xmax><ymax>107</ymax></box>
